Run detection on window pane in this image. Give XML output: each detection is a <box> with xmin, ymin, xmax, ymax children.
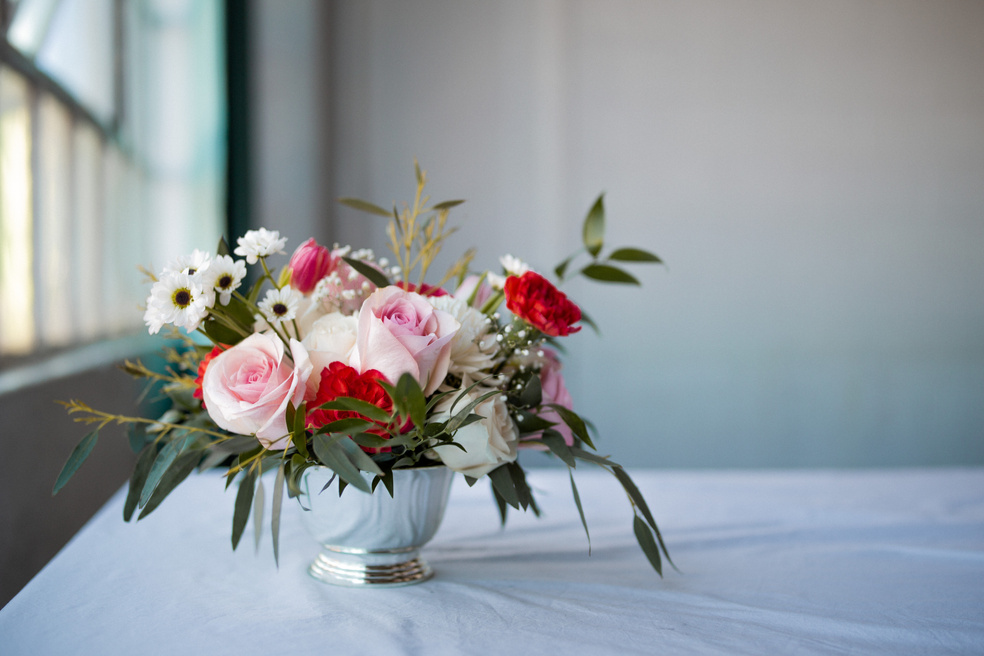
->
<box><xmin>71</xmin><ymin>123</ymin><xmax>103</xmax><ymax>342</ymax></box>
<box><xmin>36</xmin><ymin>93</ymin><xmax>74</xmax><ymax>347</ymax></box>
<box><xmin>0</xmin><ymin>67</ymin><xmax>36</xmax><ymax>355</ymax></box>
<box><xmin>33</xmin><ymin>0</ymin><xmax>117</xmax><ymax>126</ymax></box>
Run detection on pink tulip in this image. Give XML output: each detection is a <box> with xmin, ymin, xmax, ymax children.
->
<box><xmin>288</xmin><ymin>238</ymin><xmax>334</xmax><ymax>294</ymax></box>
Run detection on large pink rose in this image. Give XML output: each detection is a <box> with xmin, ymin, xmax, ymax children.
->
<box><xmin>201</xmin><ymin>333</ymin><xmax>313</xmax><ymax>450</ymax></box>
<box><xmin>351</xmin><ymin>286</ymin><xmax>460</xmax><ymax>395</ymax></box>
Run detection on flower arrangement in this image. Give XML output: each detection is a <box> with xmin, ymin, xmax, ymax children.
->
<box><xmin>55</xmin><ymin>165</ymin><xmax>672</xmax><ymax>576</ymax></box>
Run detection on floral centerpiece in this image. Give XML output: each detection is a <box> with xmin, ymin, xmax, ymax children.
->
<box><xmin>55</xmin><ymin>165</ymin><xmax>671</xmax><ymax>581</ymax></box>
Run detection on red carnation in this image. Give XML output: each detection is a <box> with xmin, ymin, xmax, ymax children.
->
<box><xmin>307</xmin><ymin>362</ymin><xmax>394</xmax><ymax>452</ymax></box>
<box><xmin>503</xmin><ymin>271</ymin><xmax>582</xmax><ymax>337</ymax></box>
<box><xmin>193</xmin><ymin>345</ymin><xmax>226</xmax><ymax>406</ymax></box>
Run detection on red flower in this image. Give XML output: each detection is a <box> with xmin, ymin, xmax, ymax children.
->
<box><xmin>307</xmin><ymin>362</ymin><xmax>394</xmax><ymax>452</ymax></box>
<box><xmin>503</xmin><ymin>271</ymin><xmax>582</xmax><ymax>337</ymax></box>
<box><xmin>193</xmin><ymin>346</ymin><xmax>226</xmax><ymax>406</ymax></box>
<box><xmin>399</xmin><ymin>281</ymin><xmax>449</xmax><ymax>297</ymax></box>
<box><xmin>288</xmin><ymin>238</ymin><xmax>335</xmax><ymax>294</ymax></box>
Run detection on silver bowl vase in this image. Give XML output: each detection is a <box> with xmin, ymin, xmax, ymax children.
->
<box><xmin>298</xmin><ymin>465</ymin><xmax>454</xmax><ymax>587</ymax></box>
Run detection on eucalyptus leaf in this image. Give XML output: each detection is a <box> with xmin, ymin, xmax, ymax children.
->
<box><xmin>231</xmin><ymin>469</ymin><xmax>257</xmax><ymax>550</ymax></box>
<box><xmin>337</xmin><ymin>437</ymin><xmax>384</xmax><ymax>477</ymax></box>
<box><xmin>514</xmin><ymin>412</ymin><xmax>556</xmax><ymax>435</ymax></box>
<box><xmin>580</xmin><ymin>263</ymin><xmax>640</xmax><ymax>285</ymax></box>
<box><xmin>342</xmin><ymin>256</ymin><xmax>392</xmax><ymax>289</ymax></box>
<box><xmin>539</xmin><ymin>429</ymin><xmax>576</xmax><ymax>468</ymax></box>
<box><xmin>217</xmin><ymin>236</ymin><xmax>231</xmax><ymax>257</ymax></box>
<box><xmin>548</xmin><ymin>405</ymin><xmax>595</xmax><ymax>449</ymax></box>
<box><xmin>253</xmin><ymin>477</ymin><xmax>265</xmax><ymax>551</ymax></box>
<box><xmin>582</xmin><ymin>194</ymin><xmax>606</xmax><ymax>257</ymax></box>
<box><xmin>633</xmin><ymin>515</ymin><xmax>663</xmax><ymax>576</ymax></box>
<box><xmin>396</xmin><ymin>373</ymin><xmax>427</xmax><ymax>429</ymax></box>
<box><xmin>608</xmin><ymin>247</ymin><xmax>662</xmax><ymax>264</ymax></box>
<box><xmin>138</xmin><ymin>450</ymin><xmax>200</xmax><ymax>520</ymax></box>
<box><xmin>271</xmin><ymin>462</ymin><xmax>285</xmax><ymax>567</ymax></box>
<box><xmin>570</xmin><ymin>470</ymin><xmax>591</xmax><ymax>553</ymax></box>
<box><xmin>317</xmin><ymin>397</ymin><xmax>392</xmax><ymax>424</ymax></box>
<box><xmin>52</xmin><ymin>430</ymin><xmax>99</xmax><ymax>495</ymax></box>
<box><xmin>312</xmin><ymin>434</ymin><xmax>373</xmax><ymax>493</ymax></box>
<box><xmin>124</xmin><ymin>442</ymin><xmax>159</xmax><ymax>521</ymax></box>
<box><xmin>507</xmin><ymin>462</ymin><xmax>533</xmax><ymax>511</ymax></box>
<box><xmin>492</xmin><ymin>486</ymin><xmax>509</xmax><ymax>526</ymax></box>
<box><xmin>488</xmin><ymin>465</ymin><xmax>520</xmax><ymax>509</ymax></box>
<box><xmin>570</xmin><ymin>446</ymin><xmax>613</xmax><ymax>467</ymax></box>
<box><xmin>337</xmin><ymin>197</ymin><xmax>392</xmax><ymax>217</ymax></box>
<box><xmin>612</xmin><ymin>466</ymin><xmax>673</xmax><ymax>568</ymax></box>
<box><xmin>139</xmin><ymin>435</ymin><xmax>192</xmax><ymax>507</ymax></box>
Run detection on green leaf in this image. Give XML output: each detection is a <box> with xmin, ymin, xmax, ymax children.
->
<box><xmin>548</xmin><ymin>405</ymin><xmax>595</xmax><ymax>449</ymax></box>
<box><xmin>582</xmin><ymin>194</ymin><xmax>605</xmax><ymax>257</ymax></box>
<box><xmin>217</xmin><ymin>236</ymin><xmax>231</xmax><ymax>257</ymax></box>
<box><xmin>349</xmin><ymin>432</ymin><xmax>392</xmax><ymax>450</ymax></box>
<box><xmin>446</xmin><ymin>390</ymin><xmax>500</xmax><ymax>434</ymax></box>
<box><xmin>513</xmin><ymin>371</ymin><xmax>542</xmax><ymax>409</ymax></box>
<box><xmin>570</xmin><ymin>470</ymin><xmax>591</xmax><ymax>554</ymax></box>
<box><xmin>338</xmin><ymin>197</ymin><xmax>392</xmax><ymax>217</ymax></box>
<box><xmin>124</xmin><ymin>443</ymin><xmax>159</xmax><ymax>521</ymax></box>
<box><xmin>252</xmin><ymin>477</ymin><xmax>265</xmax><ymax>551</ymax></box>
<box><xmin>488</xmin><ymin>464</ymin><xmax>520</xmax><ymax>509</ymax></box>
<box><xmin>290</xmin><ymin>402</ymin><xmax>309</xmax><ymax>458</ymax></box>
<box><xmin>201</xmin><ymin>316</ymin><xmax>244</xmax><ymax>345</ymax></box>
<box><xmin>514</xmin><ymin>412</ymin><xmax>555</xmax><ymax>435</ymax></box>
<box><xmin>570</xmin><ymin>446</ymin><xmax>613</xmax><ymax>467</ymax></box>
<box><xmin>539</xmin><ymin>429</ymin><xmax>576</xmax><ymax>468</ymax></box>
<box><xmin>608</xmin><ymin>247</ymin><xmax>662</xmax><ymax>264</ymax></box>
<box><xmin>342</xmin><ymin>256</ymin><xmax>392</xmax><ymax>289</ymax></box>
<box><xmin>430</xmin><ymin>199</ymin><xmax>465</xmax><ymax>212</ymax></box>
<box><xmin>383</xmin><ymin>373</ymin><xmax>427</xmax><ymax>429</ymax></box>
<box><xmin>138</xmin><ymin>450</ymin><xmax>200</xmax><ymax>520</ymax></box>
<box><xmin>317</xmin><ymin>397</ymin><xmax>392</xmax><ymax>424</ymax></box>
<box><xmin>140</xmin><ymin>435</ymin><xmax>191</xmax><ymax>507</ymax></box>
<box><xmin>337</xmin><ymin>437</ymin><xmax>384</xmax><ymax>477</ymax></box>
<box><xmin>312</xmin><ymin>434</ymin><xmax>373</xmax><ymax>493</ymax></box>
<box><xmin>507</xmin><ymin>462</ymin><xmax>534</xmax><ymax>512</ymax></box>
<box><xmin>580</xmin><ymin>263</ymin><xmax>640</xmax><ymax>285</ymax></box>
<box><xmin>612</xmin><ymin>465</ymin><xmax>673</xmax><ymax>569</ymax></box>
<box><xmin>633</xmin><ymin>515</ymin><xmax>662</xmax><ymax>576</ymax></box>
<box><xmin>492</xmin><ymin>486</ymin><xmax>509</xmax><ymax>526</ymax></box>
<box><xmin>414</xmin><ymin>160</ymin><xmax>423</xmax><ymax>185</ymax></box>
<box><xmin>271</xmin><ymin>462</ymin><xmax>285</xmax><ymax>567</ymax></box>
<box><xmin>52</xmin><ymin>430</ymin><xmax>99</xmax><ymax>495</ymax></box>
<box><xmin>231</xmin><ymin>469</ymin><xmax>257</xmax><ymax>550</ymax></box>
<box><xmin>554</xmin><ymin>252</ymin><xmax>578</xmax><ymax>281</ymax></box>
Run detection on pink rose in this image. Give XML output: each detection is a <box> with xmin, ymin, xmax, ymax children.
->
<box><xmin>352</xmin><ymin>286</ymin><xmax>460</xmax><ymax>395</ymax></box>
<box><xmin>288</xmin><ymin>238</ymin><xmax>335</xmax><ymax>294</ymax></box>
<box><xmin>201</xmin><ymin>333</ymin><xmax>313</xmax><ymax>450</ymax></box>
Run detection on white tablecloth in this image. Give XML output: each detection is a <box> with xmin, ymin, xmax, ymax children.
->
<box><xmin>2</xmin><ymin>468</ymin><xmax>982</xmax><ymax>655</ymax></box>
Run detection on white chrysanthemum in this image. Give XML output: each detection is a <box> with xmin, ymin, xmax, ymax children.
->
<box><xmin>203</xmin><ymin>255</ymin><xmax>247</xmax><ymax>305</ymax></box>
<box><xmin>428</xmin><ymin>295</ymin><xmax>498</xmax><ymax>379</ymax></box>
<box><xmin>143</xmin><ymin>271</ymin><xmax>209</xmax><ymax>334</ymax></box>
<box><xmin>162</xmin><ymin>249</ymin><xmax>212</xmax><ymax>277</ymax></box>
<box><xmin>500</xmin><ymin>254</ymin><xmax>532</xmax><ymax>277</ymax></box>
<box><xmin>234</xmin><ymin>228</ymin><xmax>287</xmax><ymax>264</ymax></box>
<box><xmin>258</xmin><ymin>286</ymin><xmax>300</xmax><ymax>324</ymax></box>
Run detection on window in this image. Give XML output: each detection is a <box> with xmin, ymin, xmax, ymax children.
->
<box><xmin>0</xmin><ymin>0</ymin><xmax>225</xmax><ymax>364</ymax></box>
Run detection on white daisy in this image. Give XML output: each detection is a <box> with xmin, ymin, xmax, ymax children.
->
<box><xmin>143</xmin><ymin>271</ymin><xmax>209</xmax><ymax>334</ymax></box>
<box><xmin>499</xmin><ymin>254</ymin><xmax>532</xmax><ymax>277</ymax></box>
<box><xmin>162</xmin><ymin>249</ymin><xmax>212</xmax><ymax>277</ymax></box>
<box><xmin>257</xmin><ymin>285</ymin><xmax>300</xmax><ymax>324</ymax></box>
<box><xmin>234</xmin><ymin>228</ymin><xmax>287</xmax><ymax>264</ymax></box>
<box><xmin>204</xmin><ymin>255</ymin><xmax>247</xmax><ymax>305</ymax></box>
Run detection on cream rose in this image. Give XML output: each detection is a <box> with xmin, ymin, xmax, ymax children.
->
<box><xmin>201</xmin><ymin>333</ymin><xmax>312</xmax><ymax>450</ymax></box>
<box><xmin>300</xmin><ymin>311</ymin><xmax>360</xmax><ymax>395</ymax></box>
<box><xmin>429</xmin><ymin>387</ymin><xmax>518</xmax><ymax>478</ymax></box>
<box><xmin>351</xmin><ymin>286</ymin><xmax>459</xmax><ymax>394</ymax></box>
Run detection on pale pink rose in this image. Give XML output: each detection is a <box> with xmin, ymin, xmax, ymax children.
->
<box><xmin>289</xmin><ymin>238</ymin><xmax>335</xmax><ymax>294</ymax></box>
<box><xmin>201</xmin><ymin>333</ymin><xmax>313</xmax><ymax>450</ymax></box>
<box><xmin>521</xmin><ymin>348</ymin><xmax>575</xmax><ymax>448</ymax></box>
<box><xmin>352</xmin><ymin>286</ymin><xmax>460</xmax><ymax>395</ymax></box>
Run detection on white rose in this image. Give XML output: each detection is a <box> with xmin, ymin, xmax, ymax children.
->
<box><xmin>429</xmin><ymin>387</ymin><xmax>518</xmax><ymax>478</ymax></box>
<box><xmin>301</xmin><ymin>311</ymin><xmax>360</xmax><ymax>394</ymax></box>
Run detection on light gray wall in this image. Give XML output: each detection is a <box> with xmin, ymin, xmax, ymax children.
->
<box><xmin>265</xmin><ymin>0</ymin><xmax>984</xmax><ymax>468</ymax></box>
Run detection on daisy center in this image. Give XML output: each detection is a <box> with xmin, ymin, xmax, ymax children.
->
<box><xmin>172</xmin><ymin>288</ymin><xmax>192</xmax><ymax>308</ymax></box>
<box><xmin>218</xmin><ymin>274</ymin><xmax>233</xmax><ymax>289</ymax></box>
<box><xmin>273</xmin><ymin>303</ymin><xmax>288</xmax><ymax>316</ymax></box>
